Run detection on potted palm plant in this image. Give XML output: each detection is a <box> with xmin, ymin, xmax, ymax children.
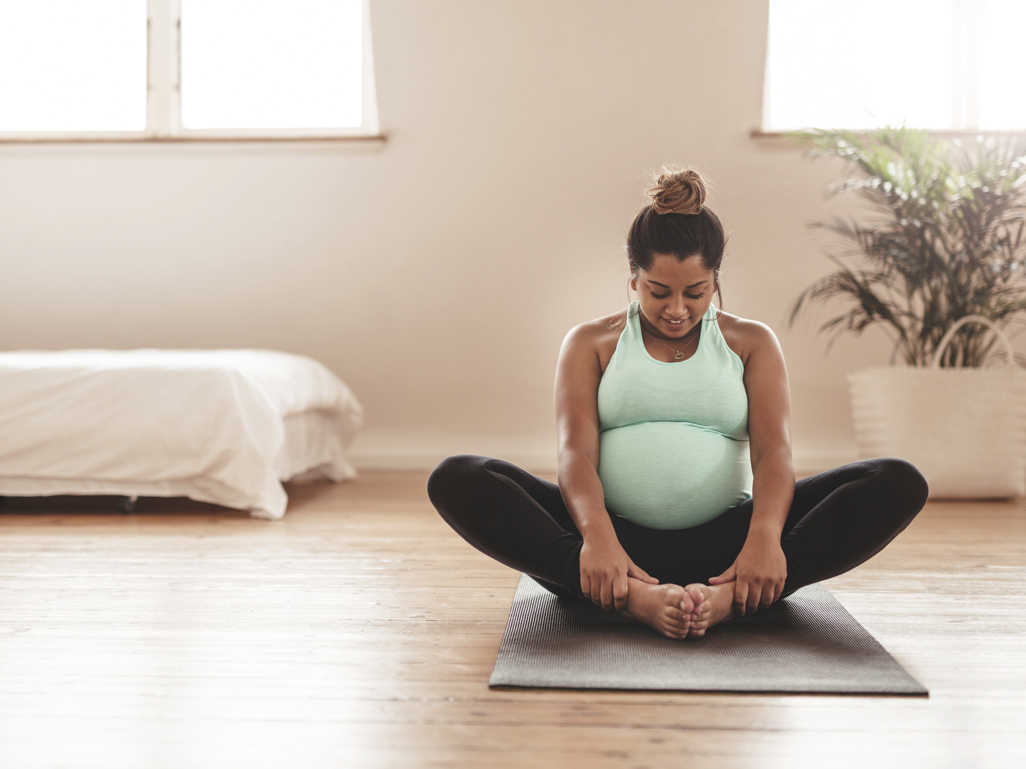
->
<box><xmin>788</xmin><ymin>126</ymin><xmax>1026</xmax><ymax>497</ymax></box>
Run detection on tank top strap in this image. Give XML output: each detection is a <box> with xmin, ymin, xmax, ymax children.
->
<box><xmin>621</xmin><ymin>301</ymin><xmax>646</xmax><ymax>357</ymax></box>
<box><xmin>703</xmin><ymin>302</ymin><xmax>745</xmax><ymax>373</ymax></box>
<box><xmin>625</xmin><ymin>300</ymin><xmax>641</xmax><ymax>335</ymax></box>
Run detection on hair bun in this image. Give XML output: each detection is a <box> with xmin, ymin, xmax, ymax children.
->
<box><xmin>646</xmin><ymin>166</ymin><xmax>706</xmax><ymax>215</ymax></box>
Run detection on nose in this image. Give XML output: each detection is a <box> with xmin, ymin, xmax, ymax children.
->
<box><xmin>666</xmin><ymin>294</ymin><xmax>688</xmax><ymax>317</ymax></box>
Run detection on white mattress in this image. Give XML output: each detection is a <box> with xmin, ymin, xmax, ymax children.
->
<box><xmin>0</xmin><ymin>349</ymin><xmax>364</xmax><ymax>519</ymax></box>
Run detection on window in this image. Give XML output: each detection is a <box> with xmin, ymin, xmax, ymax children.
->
<box><xmin>764</xmin><ymin>0</ymin><xmax>1026</xmax><ymax>132</ymax></box>
<box><xmin>0</xmin><ymin>0</ymin><xmax>379</xmax><ymax>141</ymax></box>
<box><xmin>0</xmin><ymin>1</ymin><xmax>147</xmax><ymax>133</ymax></box>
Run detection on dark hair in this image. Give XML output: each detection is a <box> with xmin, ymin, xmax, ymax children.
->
<box><xmin>625</xmin><ymin>167</ymin><xmax>726</xmax><ymax>308</ymax></box>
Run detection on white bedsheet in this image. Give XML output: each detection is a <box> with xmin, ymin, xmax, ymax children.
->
<box><xmin>0</xmin><ymin>349</ymin><xmax>363</xmax><ymax>519</ymax></box>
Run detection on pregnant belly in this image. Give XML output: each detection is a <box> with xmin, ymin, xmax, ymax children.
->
<box><xmin>598</xmin><ymin>421</ymin><xmax>753</xmax><ymax>530</ymax></box>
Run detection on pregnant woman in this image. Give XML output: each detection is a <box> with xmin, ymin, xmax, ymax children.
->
<box><xmin>427</xmin><ymin>167</ymin><xmax>929</xmax><ymax>640</ymax></box>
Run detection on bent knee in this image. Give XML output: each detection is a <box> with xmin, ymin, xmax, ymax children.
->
<box><xmin>874</xmin><ymin>457</ymin><xmax>930</xmax><ymax>509</ymax></box>
<box><xmin>426</xmin><ymin>454</ymin><xmax>493</xmax><ymax>506</ymax></box>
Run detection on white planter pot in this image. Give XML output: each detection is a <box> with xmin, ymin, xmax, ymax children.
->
<box><xmin>846</xmin><ymin>316</ymin><xmax>1026</xmax><ymax>499</ymax></box>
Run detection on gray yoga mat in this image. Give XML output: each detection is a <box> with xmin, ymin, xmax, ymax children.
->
<box><xmin>490</xmin><ymin>574</ymin><xmax>927</xmax><ymax>695</ymax></box>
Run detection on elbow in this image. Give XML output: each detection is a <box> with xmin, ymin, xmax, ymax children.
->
<box><xmin>751</xmin><ymin>444</ymin><xmax>793</xmax><ymax>475</ymax></box>
<box><xmin>557</xmin><ymin>442</ymin><xmax>598</xmax><ymax>475</ymax></box>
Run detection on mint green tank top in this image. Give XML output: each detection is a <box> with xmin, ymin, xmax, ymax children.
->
<box><xmin>596</xmin><ymin>301</ymin><xmax>753</xmax><ymax>530</ymax></box>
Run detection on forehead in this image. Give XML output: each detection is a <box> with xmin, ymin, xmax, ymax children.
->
<box><xmin>639</xmin><ymin>253</ymin><xmax>711</xmax><ymax>284</ymax></box>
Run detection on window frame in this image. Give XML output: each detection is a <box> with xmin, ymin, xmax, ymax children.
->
<box><xmin>0</xmin><ymin>0</ymin><xmax>381</xmax><ymax>143</ymax></box>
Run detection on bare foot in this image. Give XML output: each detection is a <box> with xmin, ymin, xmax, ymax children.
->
<box><xmin>621</xmin><ymin>578</ymin><xmax>694</xmax><ymax>640</ymax></box>
<box><xmin>683</xmin><ymin>583</ymin><xmax>735</xmax><ymax>638</ymax></box>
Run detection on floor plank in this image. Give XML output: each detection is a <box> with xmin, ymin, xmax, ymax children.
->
<box><xmin>0</xmin><ymin>473</ymin><xmax>1024</xmax><ymax>768</ymax></box>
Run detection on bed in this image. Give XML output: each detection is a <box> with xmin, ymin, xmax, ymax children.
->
<box><xmin>0</xmin><ymin>349</ymin><xmax>363</xmax><ymax>520</ymax></box>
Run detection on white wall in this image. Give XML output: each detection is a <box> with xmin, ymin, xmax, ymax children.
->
<box><xmin>0</xmin><ymin>1</ymin><xmax>920</xmax><ymax>472</ymax></box>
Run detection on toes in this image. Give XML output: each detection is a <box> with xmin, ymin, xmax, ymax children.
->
<box><xmin>688</xmin><ymin>620</ymin><xmax>707</xmax><ymax>637</ymax></box>
<box><xmin>690</xmin><ymin>601</ymin><xmax>711</xmax><ymax>621</ymax></box>
<box><xmin>679</xmin><ymin>592</ymin><xmax>695</xmax><ymax>615</ymax></box>
<box><xmin>661</xmin><ymin>625</ymin><xmax>687</xmax><ymax>640</ymax></box>
<box><xmin>664</xmin><ymin>610</ymin><xmax>689</xmax><ymax>625</ymax></box>
<box><xmin>685</xmin><ymin>584</ymin><xmax>707</xmax><ymax>609</ymax></box>
<box><xmin>662</xmin><ymin>609</ymin><xmax>692</xmax><ymax>638</ymax></box>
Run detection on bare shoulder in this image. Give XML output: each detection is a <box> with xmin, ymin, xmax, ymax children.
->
<box><xmin>560</xmin><ymin>308</ymin><xmax>629</xmax><ymax>373</ymax></box>
<box><xmin>715</xmin><ymin>310</ymin><xmax>782</xmax><ymax>367</ymax></box>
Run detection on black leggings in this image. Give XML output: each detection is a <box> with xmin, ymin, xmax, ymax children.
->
<box><xmin>427</xmin><ymin>455</ymin><xmax>929</xmax><ymax>602</ymax></box>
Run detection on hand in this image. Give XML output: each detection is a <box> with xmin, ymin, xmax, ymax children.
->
<box><xmin>579</xmin><ymin>534</ymin><xmax>658</xmax><ymax>612</ymax></box>
<box><xmin>708</xmin><ymin>533</ymin><xmax>787</xmax><ymax>615</ymax></box>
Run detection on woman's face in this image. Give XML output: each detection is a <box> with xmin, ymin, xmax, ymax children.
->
<box><xmin>630</xmin><ymin>253</ymin><xmax>715</xmax><ymax>341</ymax></box>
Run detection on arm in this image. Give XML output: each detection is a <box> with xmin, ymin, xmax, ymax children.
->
<box><xmin>554</xmin><ymin>324</ymin><xmax>657</xmax><ymax>611</ymax></box>
<box><xmin>709</xmin><ymin>322</ymin><xmax>795</xmax><ymax>614</ymax></box>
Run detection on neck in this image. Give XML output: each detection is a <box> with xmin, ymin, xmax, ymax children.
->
<box><xmin>638</xmin><ymin>313</ymin><xmax>701</xmax><ymax>346</ymax></box>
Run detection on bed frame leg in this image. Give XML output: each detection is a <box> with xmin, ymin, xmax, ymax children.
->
<box><xmin>119</xmin><ymin>495</ymin><xmax>138</xmax><ymax>515</ymax></box>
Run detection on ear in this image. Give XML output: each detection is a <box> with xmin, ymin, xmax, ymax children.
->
<box><xmin>629</xmin><ymin>275</ymin><xmax>638</xmax><ymax>292</ymax></box>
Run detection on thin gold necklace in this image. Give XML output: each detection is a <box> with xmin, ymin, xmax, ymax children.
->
<box><xmin>642</xmin><ymin>324</ymin><xmax>700</xmax><ymax>361</ymax></box>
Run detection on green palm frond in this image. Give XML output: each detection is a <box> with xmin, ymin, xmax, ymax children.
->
<box><xmin>788</xmin><ymin>126</ymin><xmax>1026</xmax><ymax>367</ymax></box>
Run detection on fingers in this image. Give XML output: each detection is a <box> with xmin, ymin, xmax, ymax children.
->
<box><xmin>733</xmin><ymin>581</ymin><xmax>749</xmax><ymax>616</ymax></box>
<box><xmin>580</xmin><ymin>566</ymin><xmax>616</xmax><ymax>610</ymax></box>
<box><xmin>746</xmin><ymin>584</ymin><xmax>763</xmax><ymax>614</ymax></box>
<box><xmin>584</xmin><ymin>575</ymin><xmax>603</xmax><ymax>608</ymax></box>
<box><xmin>613</xmin><ymin>573</ymin><xmax>629</xmax><ymax>612</ymax></box>
<box><xmin>583</xmin><ymin>558</ymin><xmax>658</xmax><ymax>611</ymax></box>
<box><xmin>742</xmin><ymin>580</ymin><xmax>786</xmax><ymax>612</ymax></box>
<box><xmin>627</xmin><ymin>562</ymin><xmax>659</xmax><ymax>584</ymax></box>
<box><xmin>708</xmin><ymin>564</ymin><xmax>736</xmax><ymax>585</ymax></box>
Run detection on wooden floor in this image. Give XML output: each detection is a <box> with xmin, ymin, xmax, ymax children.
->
<box><xmin>0</xmin><ymin>473</ymin><xmax>1023</xmax><ymax>769</ymax></box>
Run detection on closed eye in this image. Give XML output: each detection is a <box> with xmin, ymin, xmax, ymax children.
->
<box><xmin>652</xmin><ymin>292</ymin><xmax>705</xmax><ymax>300</ymax></box>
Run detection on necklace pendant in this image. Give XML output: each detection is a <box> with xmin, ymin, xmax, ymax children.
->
<box><xmin>674</xmin><ymin>350</ymin><xmax>686</xmax><ymax>361</ymax></box>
